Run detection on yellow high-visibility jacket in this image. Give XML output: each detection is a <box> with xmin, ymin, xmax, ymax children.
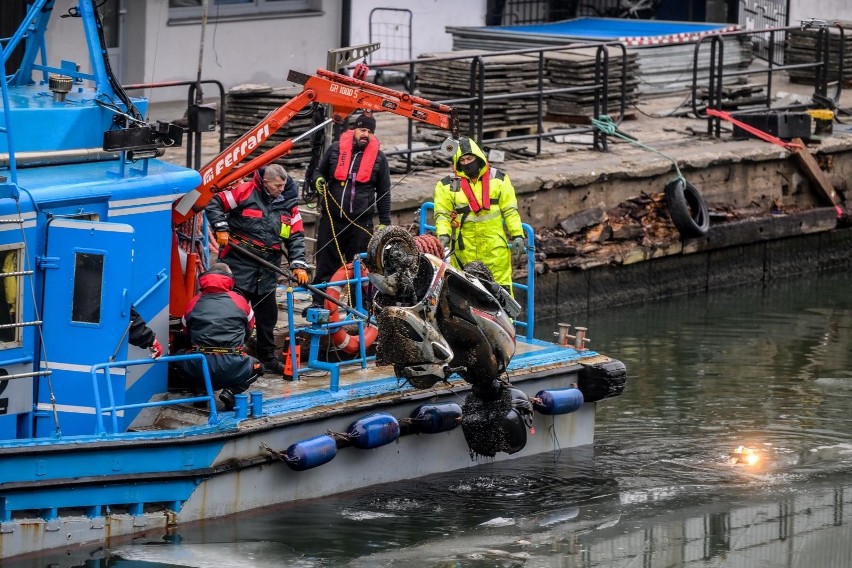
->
<box><xmin>433</xmin><ymin>138</ymin><xmax>523</xmax><ymax>287</ymax></box>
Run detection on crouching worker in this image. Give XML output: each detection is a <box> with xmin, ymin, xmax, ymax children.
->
<box><xmin>173</xmin><ymin>263</ymin><xmax>263</xmax><ymax>410</ymax></box>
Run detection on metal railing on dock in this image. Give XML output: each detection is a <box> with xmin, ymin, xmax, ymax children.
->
<box><xmin>692</xmin><ymin>23</ymin><xmax>845</xmax><ymax>137</ymax></box>
<box><xmin>366</xmin><ymin>42</ymin><xmax>631</xmax><ymax>161</ymax></box>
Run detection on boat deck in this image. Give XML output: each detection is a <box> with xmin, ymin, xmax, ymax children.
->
<box><xmin>145</xmin><ymin>306</ymin><xmax>609</xmax><ymax>433</ymax></box>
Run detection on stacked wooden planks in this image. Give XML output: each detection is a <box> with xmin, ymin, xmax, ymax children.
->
<box><xmin>544</xmin><ymin>46</ymin><xmax>640</xmax><ymax>121</ymax></box>
<box><xmin>224</xmin><ymin>84</ymin><xmax>317</xmax><ymax>168</ymax></box>
<box><xmin>786</xmin><ymin>22</ymin><xmax>852</xmax><ymax>87</ymax></box>
<box><xmin>415</xmin><ymin>50</ymin><xmax>549</xmax><ymax>138</ymax></box>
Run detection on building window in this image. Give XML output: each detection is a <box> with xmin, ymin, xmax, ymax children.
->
<box><xmin>71</xmin><ymin>252</ymin><xmax>104</xmax><ymax>325</ymax></box>
<box><xmin>169</xmin><ymin>0</ymin><xmax>314</xmax><ymax>21</ymax></box>
<box><xmin>0</xmin><ymin>247</ymin><xmax>21</xmax><ymax>346</ymax></box>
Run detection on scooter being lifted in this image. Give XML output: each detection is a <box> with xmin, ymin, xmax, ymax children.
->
<box><xmin>366</xmin><ymin>226</ymin><xmax>532</xmax><ymax>456</ymax></box>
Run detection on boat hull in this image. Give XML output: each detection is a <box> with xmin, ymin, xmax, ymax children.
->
<box><xmin>0</xmin><ymin>369</ymin><xmax>596</xmax><ymax>560</ymax></box>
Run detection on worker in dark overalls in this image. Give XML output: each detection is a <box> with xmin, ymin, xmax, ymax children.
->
<box><xmin>206</xmin><ymin>163</ymin><xmax>309</xmax><ymax>375</ymax></box>
<box><xmin>173</xmin><ymin>263</ymin><xmax>263</xmax><ymax>410</ymax></box>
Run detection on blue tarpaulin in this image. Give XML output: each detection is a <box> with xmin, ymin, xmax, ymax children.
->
<box><xmin>490</xmin><ymin>17</ymin><xmax>735</xmax><ymax>45</ymax></box>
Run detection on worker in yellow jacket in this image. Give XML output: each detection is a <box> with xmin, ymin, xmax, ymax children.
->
<box><xmin>433</xmin><ymin>137</ymin><xmax>525</xmax><ymax>291</ymax></box>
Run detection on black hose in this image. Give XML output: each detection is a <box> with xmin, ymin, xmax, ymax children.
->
<box><xmin>227</xmin><ymin>242</ymin><xmax>369</xmax><ymax>321</ymax></box>
<box><xmin>93</xmin><ymin>2</ymin><xmax>142</xmax><ymax>122</ymax></box>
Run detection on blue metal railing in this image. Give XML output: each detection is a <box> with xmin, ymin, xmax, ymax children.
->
<box><xmin>90</xmin><ymin>353</ymin><xmax>218</xmax><ymax>436</ymax></box>
<box><xmin>267</xmin><ymin>209</ymin><xmax>537</xmax><ymax>390</ymax></box>
<box><xmin>280</xmin><ymin>254</ymin><xmax>375</xmax><ymax>392</ymax></box>
<box><xmin>417</xmin><ymin>202</ymin><xmax>536</xmax><ymax>340</ymax></box>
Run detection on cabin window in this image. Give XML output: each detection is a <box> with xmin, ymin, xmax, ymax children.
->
<box><xmin>71</xmin><ymin>253</ymin><xmax>104</xmax><ymax>325</ymax></box>
<box><xmin>0</xmin><ymin>247</ymin><xmax>22</xmax><ymax>346</ymax></box>
<box><xmin>168</xmin><ymin>0</ymin><xmax>315</xmax><ymax>22</ymax></box>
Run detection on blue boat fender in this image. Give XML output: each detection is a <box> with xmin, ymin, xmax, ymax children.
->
<box><xmin>532</xmin><ymin>388</ymin><xmax>584</xmax><ymax>415</ymax></box>
<box><xmin>347</xmin><ymin>413</ymin><xmax>401</xmax><ymax>449</ymax></box>
<box><xmin>284</xmin><ymin>434</ymin><xmax>338</xmax><ymax>471</ymax></box>
<box><xmin>408</xmin><ymin>403</ymin><xmax>462</xmax><ymax>434</ymax></box>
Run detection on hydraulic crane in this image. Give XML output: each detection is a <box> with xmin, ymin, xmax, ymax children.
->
<box><xmin>169</xmin><ymin>64</ymin><xmax>460</xmax><ymax>315</ymax></box>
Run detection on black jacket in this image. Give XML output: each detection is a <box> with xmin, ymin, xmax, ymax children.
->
<box><xmin>313</xmin><ymin>140</ymin><xmax>392</xmax><ymax>226</ymax></box>
<box><xmin>129</xmin><ymin>306</ymin><xmax>155</xmax><ymax>349</ymax></box>
<box><xmin>206</xmin><ymin>171</ymin><xmax>306</xmax><ymax>294</ymax></box>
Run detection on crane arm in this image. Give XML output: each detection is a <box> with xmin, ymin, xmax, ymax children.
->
<box><xmin>172</xmin><ymin>67</ymin><xmax>457</xmax><ymax>226</ymax></box>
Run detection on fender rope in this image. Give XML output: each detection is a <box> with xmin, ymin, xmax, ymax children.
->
<box><xmin>591</xmin><ymin>115</ymin><xmax>685</xmax><ymax>183</ymax></box>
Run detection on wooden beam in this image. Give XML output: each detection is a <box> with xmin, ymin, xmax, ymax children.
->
<box><xmin>790</xmin><ymin>138</ymin><xmax>842</xmax><ymax>214</ymax></box>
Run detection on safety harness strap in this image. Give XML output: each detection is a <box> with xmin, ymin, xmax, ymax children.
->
<box><xmin>194</xmin><ymin>346</ymin><xmax>244</xmax><ymax>355</ymax></box>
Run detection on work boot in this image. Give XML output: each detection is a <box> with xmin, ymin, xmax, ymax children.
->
<box><xmin>219</xmin><ymin>389</ymin><xmax>236</xmax><ymax>411</ymax></box>
<box><xmin>261</xmin><ymin>358</ymin><xmax>284</xmax><ymax>376</ymax></box>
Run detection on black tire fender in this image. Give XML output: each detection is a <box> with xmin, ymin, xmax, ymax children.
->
<box><xmin>665</xmin><ymin>178</ymin><xmax>710</xmax><ymax>238</ymax></box>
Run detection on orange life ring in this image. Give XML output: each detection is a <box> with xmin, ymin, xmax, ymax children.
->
<box><xmin>324</xmin><ymin>264</ymin><xmax>379</xmax><ymax>354</ymax></box>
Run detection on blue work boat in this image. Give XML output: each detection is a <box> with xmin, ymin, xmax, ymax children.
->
<box><xmin>0</xmin><ymin>0</ymin><xmax>626</xmax><ymax>561</ymax></box>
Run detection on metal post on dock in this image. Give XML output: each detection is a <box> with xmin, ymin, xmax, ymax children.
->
<box><xmin>574</xmin><ymin>327</ymin><xmax>589</xmax><ymax>350</ymax></box>
<box><xmin>556</xmin><ymin>323</ymin><xmax>571</xmax><ymax>346</ymax></box>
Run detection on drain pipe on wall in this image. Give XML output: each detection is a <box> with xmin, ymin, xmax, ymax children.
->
<box><xmin>340</xmin><ymin>0</ymin><xmax>352</xmax><ymax>61</ymax></box>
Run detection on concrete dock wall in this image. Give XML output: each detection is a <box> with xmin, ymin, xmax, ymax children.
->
<box><xmin>526</xmin><ymin>222</ymin><xmax>852</xmax><ymax>318</ymax></box>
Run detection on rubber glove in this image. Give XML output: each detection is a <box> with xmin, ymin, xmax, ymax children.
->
<box><xmin>438</xmin><ymin>234</ymin><xmax>451</xmax><ymax>249</ymax></box>
<box><xmin>215</xmin><ymin>231</ymin><xmax>230</xmax><ymax>247</ymax></box>
<box><xmin>511</xmin><ymin>236</ymin><xmax>525</xmax><ymax>259</ymax></box>
<box><xmin>315</xmin><ymin>177</ymin><xmax>327</xmax><ymax>195</ymax></box>
<box><xmin>149</xmin><ymin>338</ymin><xmax>164</xmax><ymax>359</ymax></box>
<box><xmin>292</xmin><ymin>268</ymin><xmax>310</xmax><ymax>285</ymax></box>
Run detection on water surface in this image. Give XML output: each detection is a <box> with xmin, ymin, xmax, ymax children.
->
<box><xmin>36</xmin><ymin>271</ymin><xmax>852</xmax><ymax>567</ymax></box>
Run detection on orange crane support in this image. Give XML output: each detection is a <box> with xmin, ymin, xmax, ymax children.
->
<box><xmin>169</xmin><ymin>67</ymin><xmax>458</xmax><ymax>317</ymax></box>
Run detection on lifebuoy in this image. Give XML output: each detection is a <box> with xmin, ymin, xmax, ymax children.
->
<box><xmin>324</xmin><ymin>263</ymin><xmax>379</xmax><ymax>354</ymax></box>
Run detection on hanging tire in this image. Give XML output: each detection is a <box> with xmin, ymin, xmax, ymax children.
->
<box><xmin>665</xmin><ymin>179</ymin><xmax>710</xmax><ymax>238</ymax></box>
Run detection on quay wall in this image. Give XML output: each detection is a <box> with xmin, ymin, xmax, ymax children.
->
<box><xmin>379</xmin><ymin>136</ymin><xmax>852</xmax><ymax>315</ymax></box>
<box><xmin>527</xmin><ymin>223</ymin><xmax>852</xmax><ymax>318</ymax></box>
<box><xmin>373</xmin><ymin>135</ymin><xmax>852</xmax><ymax>230</ymax></box>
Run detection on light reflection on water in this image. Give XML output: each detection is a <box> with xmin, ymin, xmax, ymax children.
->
<box><xmin>36</xmin><ymin>271</ymin><xmax>852</xmax><ymax>567</ymax></box>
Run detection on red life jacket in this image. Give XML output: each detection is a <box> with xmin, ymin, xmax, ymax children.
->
<box><xmin>459</xmin><ymin>169</ymin><xmax>491</xmax><ymax>213</ymax></box>
<box><xmin>334</xmin><ymin>130</ymin><xmax>380</xmax><ymax>183</ymax></box>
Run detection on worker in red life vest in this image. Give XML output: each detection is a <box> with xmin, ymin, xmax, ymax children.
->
<box><xmin>309</xmin><ymin>112</ymin><xmax>392</xmax><ymax>307</ymax></box>
<box><xmin>174</xmin><ymin>263</ymin><xmax>263</xmax><ymax>410</ymax></box>
<box><xmin>206</xmin><ymin>164</ymin><xmax>309</xmax><ymax>375</ymax></box>
<box><xmin>434</xmin><ymin>137</ymin><xmax>526</xmax><ymax>292</ymax></box>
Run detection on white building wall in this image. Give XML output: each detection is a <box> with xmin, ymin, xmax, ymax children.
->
<box><xmin>140</xmin><ymin>0</ymin><xmax>344</xmax><ymax>103</ymax></box>
<box><xmin>43</xmin><ymin>0</ymin><xmax>98</xmax><ymax>82</ymax></box>
<box><xmin>789</xmin><ymin>0</ymin><xmax>852</xmax><ymax>25</ymax></box>
<box><xmin>348</xmin><ymin>0</ymin><xmax>489</xmax><ymax>60</ymax></box>
<box><xmin>44</xmin><ymin>0</ymin><xmax>344</xmax><ymax>105</ymax></box>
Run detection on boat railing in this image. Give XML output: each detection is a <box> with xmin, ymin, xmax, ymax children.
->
<box><xmin>90</xmin><ymin>353</ymin><xmax>219</xmax><ymax>436</ymax></box>
<box><xmin>272</xmin><ymin>213</ymin><xmax>536</xmax><ymax>390</ymax></box>
<box><xmin>280</xmin><ymin>255</ymin><xmax>375</xmax><ymax>391</ymax></box>
<box><xmin>418</xmin><ymin>201</ymin><xmax>536</xmax><ymax>340</ymax></box>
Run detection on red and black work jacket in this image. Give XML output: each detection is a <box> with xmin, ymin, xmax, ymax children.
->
<box><xmin>183</xmin><ymin>271</ymin><xmax>255</xmax><ymax>349</ymax></box>
<box><xmin>206</xmin><ymin>170</ymin><xmax>306</xmax><ymax>294</ymax></box>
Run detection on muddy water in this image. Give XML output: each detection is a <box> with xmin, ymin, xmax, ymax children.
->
<box><xmin>81</xmin><ymin>270</ymin><xmax>852</xmax><ymax>567</ymax></box>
